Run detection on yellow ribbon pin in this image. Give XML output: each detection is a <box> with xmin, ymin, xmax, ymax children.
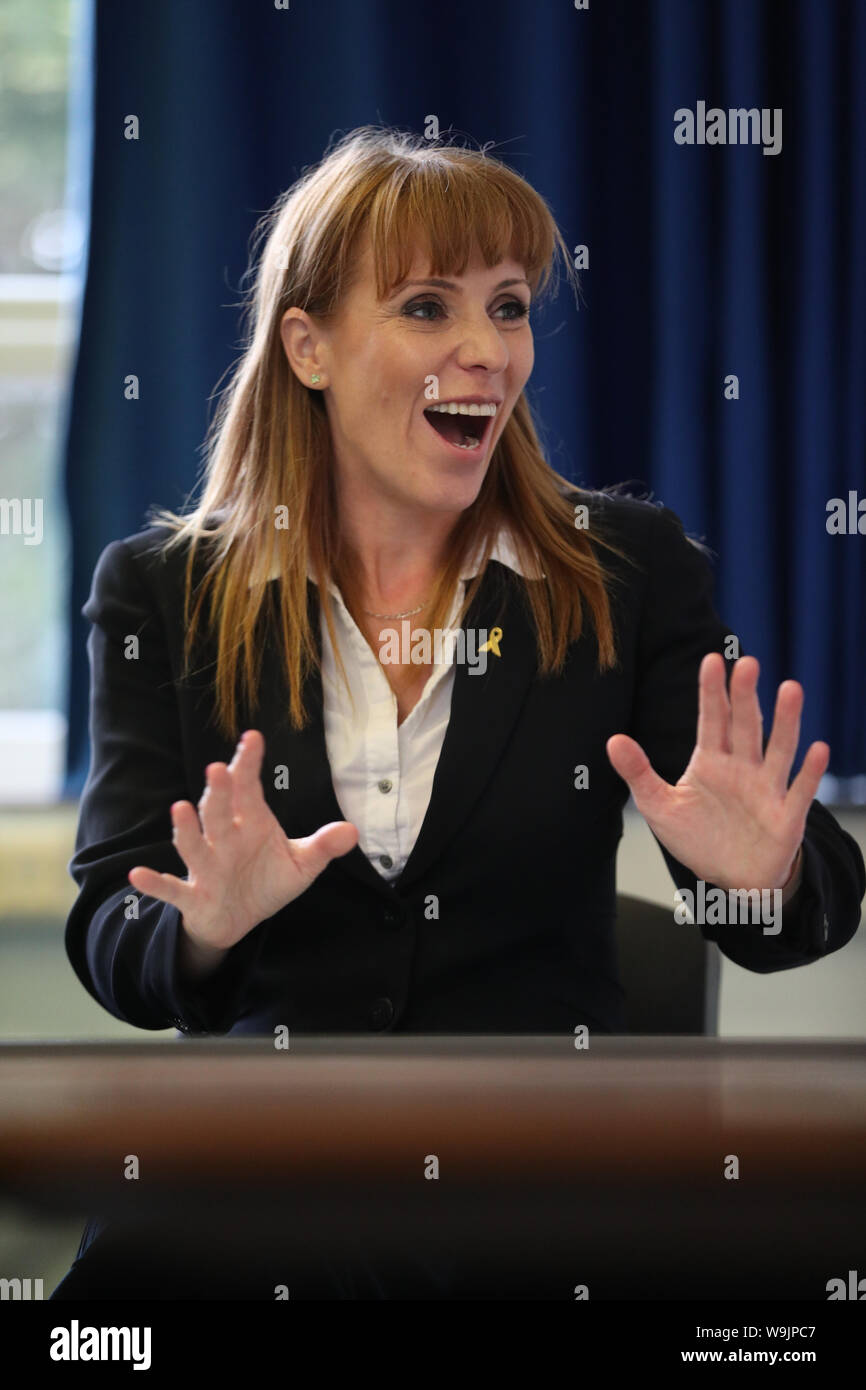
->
<box><xmin>479</xmin><ymin>626</ymin><xmax>503</xmax><ymax>656</ymax></box>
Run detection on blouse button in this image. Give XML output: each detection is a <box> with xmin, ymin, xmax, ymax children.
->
<box><xmin>377</xmin><ymin>778</ymin><xmax>393</xmax><ymax>794</ymax></box>
<box><xmin>379</xmin><ymin>854</ymin><xmax>393</xmax><ymax>870</ymax></box>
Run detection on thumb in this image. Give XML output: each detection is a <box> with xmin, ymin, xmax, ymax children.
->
<box><xmin>291</xmin><ymin>820</ymin><xmax>359</xmax><ymax>880</ymax></box>
<box><xmin>606</xmin><ymin>734</ymin><xmax>667</xmax><ymax>810</ymax></box>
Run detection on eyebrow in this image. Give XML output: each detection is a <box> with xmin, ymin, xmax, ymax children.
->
<box><xmin>391</xmin><ymin>277</ymin><xmax>531</xmax><ymax>295</ymax></box>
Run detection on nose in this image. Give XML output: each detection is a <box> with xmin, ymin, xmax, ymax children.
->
<box><xmin>453</xmin><ymin>308</ymin><xmax>511</xmax><ymax>375</ymax></box>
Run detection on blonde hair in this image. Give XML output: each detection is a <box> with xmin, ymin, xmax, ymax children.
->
<box><xmin>148</xmin><ymin>125</ymin><xmax>632</xmax><ymax>736</ymax></box>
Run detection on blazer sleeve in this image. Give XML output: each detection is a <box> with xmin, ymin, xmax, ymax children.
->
<box><xmin>627</xmin><ymin>503</ymin><xmax>865</xmax><ymax>973</ymax></box>
<box><xmin>65</xmin><ymin>537</ymin><xmax>267</xmax><ymax>1032</ymax></box>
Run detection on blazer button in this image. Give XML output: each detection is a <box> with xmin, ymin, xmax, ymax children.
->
<box><xmin>368</xmin><ymin>997</ymin><xmax>394</xmax><ymax>1030</ymax></box>
<box><xmin>383</xmin><ymin>908</ymin><xmax>402</xmax><ymax>927</ymax></box>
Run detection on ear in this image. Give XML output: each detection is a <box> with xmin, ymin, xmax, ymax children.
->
<box><xmin>280</xmin><ymin>307</ymin><xmax>328</xmax><ymax>389</ymax></box>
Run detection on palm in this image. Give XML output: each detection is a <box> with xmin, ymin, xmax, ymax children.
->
<box><xmin>128</xmin><ymin>730</ymin><xmax>357</xmax><ymax>948</ymax></box>
<box><xmin>606</xmin><ymin>654</ymin><xmax>827</xmax><ymax>892</ymax></box>
<box><xmin>190</xmin><ymin>792</ymin><xmax>319</xmax><ymax>942</ymax></box>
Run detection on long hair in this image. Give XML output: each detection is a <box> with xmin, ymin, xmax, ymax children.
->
<box><xmin>148</xmin><ymin>125</ymin><xmax>633</xmax><ymax>737</ymax></box>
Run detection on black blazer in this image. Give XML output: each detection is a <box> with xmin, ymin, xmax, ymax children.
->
<box><xmin>65</xmin><ymin>491</ymin><xmax>865</xmax><ymax>1035</ymax></box>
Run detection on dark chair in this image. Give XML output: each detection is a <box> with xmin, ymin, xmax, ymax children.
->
<box><xmin>615</xmin><ymin>893</ymin><xmax>720</xmax><ymax>1035</ymax></box>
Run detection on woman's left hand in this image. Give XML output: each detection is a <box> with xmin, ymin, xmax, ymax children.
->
<box><xmin>606</xmin><ymin>653</ymin><xmax>828</xmax><ymax>893</ymax></box>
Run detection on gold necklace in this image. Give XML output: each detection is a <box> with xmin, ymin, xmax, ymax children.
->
<box><xmin>361</xmin><ymin>599</ymin><xmax>429</xmax><ymax>619</ymax></box>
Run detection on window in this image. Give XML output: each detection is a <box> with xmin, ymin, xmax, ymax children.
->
<box><xmin>0</xmin><ymin>0</ymin><xmax>84</xmax><ymax>801</ymax></box>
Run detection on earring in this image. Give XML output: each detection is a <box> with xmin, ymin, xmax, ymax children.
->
<box><xmin>311</xmin><ymin>373</ymin><xmax>321</xmax><ymax>385</ymax></box>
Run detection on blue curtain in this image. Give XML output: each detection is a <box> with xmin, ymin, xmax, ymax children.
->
<box><xmin>62</xmin><ymin>0</ymin><xmax>866</xmax><ymax>796</ymax></box>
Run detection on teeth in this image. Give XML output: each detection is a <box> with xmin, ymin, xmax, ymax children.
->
<box><xmin>457</xmin><ymin>436</ymin><xmax>480</xmax><ymax>449</ymax></box>
<box><xmin>426</xmin><ymin>402</ymin><xmax>498</xmax><ymax>417</ymax></box>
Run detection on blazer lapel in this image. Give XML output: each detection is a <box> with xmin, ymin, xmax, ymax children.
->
<box><xmin>252</xmin><ymin>582</ymin><xmax>389</xmax><ymax>895</ymax></box>
<box><xmin>396</xmin><ymin>562</ymin><xmax>538</xmax><ymax>891</ymax></box>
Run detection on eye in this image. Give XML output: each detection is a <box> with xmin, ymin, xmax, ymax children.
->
<box><xmin>495</xmin><ymin>298</ymin><xmax>531</xmax><ymax>321</ymax></box>
<box><xmin>403</xmin><ymin>298</ymin><xmax>446</xmax><ymax>321</ymax></box>
<box><xmin>402</xmin><ymin>296</ymin><xmax>531</xmax><ymax>323</ymax></box>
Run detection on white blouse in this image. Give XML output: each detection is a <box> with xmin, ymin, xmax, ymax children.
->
<box><xmin>314</xmin><ymin>533</ymin><xmax>531</xmax><ymax>881</ymax></box>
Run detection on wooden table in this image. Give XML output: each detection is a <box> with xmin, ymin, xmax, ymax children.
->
<box><xmin>2</xmin><ymin>1037</ymin><xmax>864</xmax><ymax>1298</ymax></box>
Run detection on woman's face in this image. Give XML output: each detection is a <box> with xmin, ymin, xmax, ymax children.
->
<box><xmin>281</xmin><ymin>235</ymin><xmax>534</xmax><ymax>517</ymax></box>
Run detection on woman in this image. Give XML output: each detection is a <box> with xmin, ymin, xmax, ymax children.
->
<box><xmin>55</xmin><ymin>126</ymin><xmax>864</xmax><ymax>1297</ymax></box>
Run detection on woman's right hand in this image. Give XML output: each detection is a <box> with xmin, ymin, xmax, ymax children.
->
<box><xmin>127</xmin><ymin>729</ymin><xmax>358</xmax><ymax>955</ymax></box>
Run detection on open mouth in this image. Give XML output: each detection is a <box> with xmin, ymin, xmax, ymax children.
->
<box><xmin>422</xmin><ymin>404</ymin><xmax>496</xmax><ymax>455</ymax></box>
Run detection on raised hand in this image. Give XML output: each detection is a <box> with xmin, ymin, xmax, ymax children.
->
<box><xmin>606</xmin><ymin>653</ymin><xmax>827</xmax><ymax>893</ymax></box>
<box><xmin>127</xmin><ymin>729</ymin><xmax>358</xmax><ymax>953</ymax></box>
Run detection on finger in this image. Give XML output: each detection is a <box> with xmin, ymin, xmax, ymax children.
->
<box><xmin>729</xmin><ymin>656</ymin><xmax>763</xmax><ymax>764</ymax></box>
<box><xmin>170</xmin><ymin>800</ymin><xmax>209</xmax><ymax>875</ymax></box>
<box><xmin>763</xmin><ymin>681</ymin><xmax>804</xmax><ymax>795</ymax></box>
<box><xmin>228</xmin><ymin>729</ymin><xmax>267</xmax><ymax>818</ymax></box>
<box><xmin>785</xmin><ymin>741</ymin><xmax>830</xmax><ymax>826</ymax></box>
<box><xmin>198</xmin><ymin>763</ymin><xmax>235</xmax><ymax>842</ymax></box>
<box><xmin>288</xmin><ymin>821</ymin><xmax>359</xmax><ymax>882</ymax></box>
<box><xmin>605</xmin><ymin>734</ymin><xmax>670</xmax><ymax>815</ymax></box>
<box><xmin>127</xmin><ymin>865</ymin><xmax>194</xmax><ymax>914</ymax></box>
<box><xmin>696</xmin><ymin>652</ymin><xmax>732</xmax><ymax>755</ymax></box>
